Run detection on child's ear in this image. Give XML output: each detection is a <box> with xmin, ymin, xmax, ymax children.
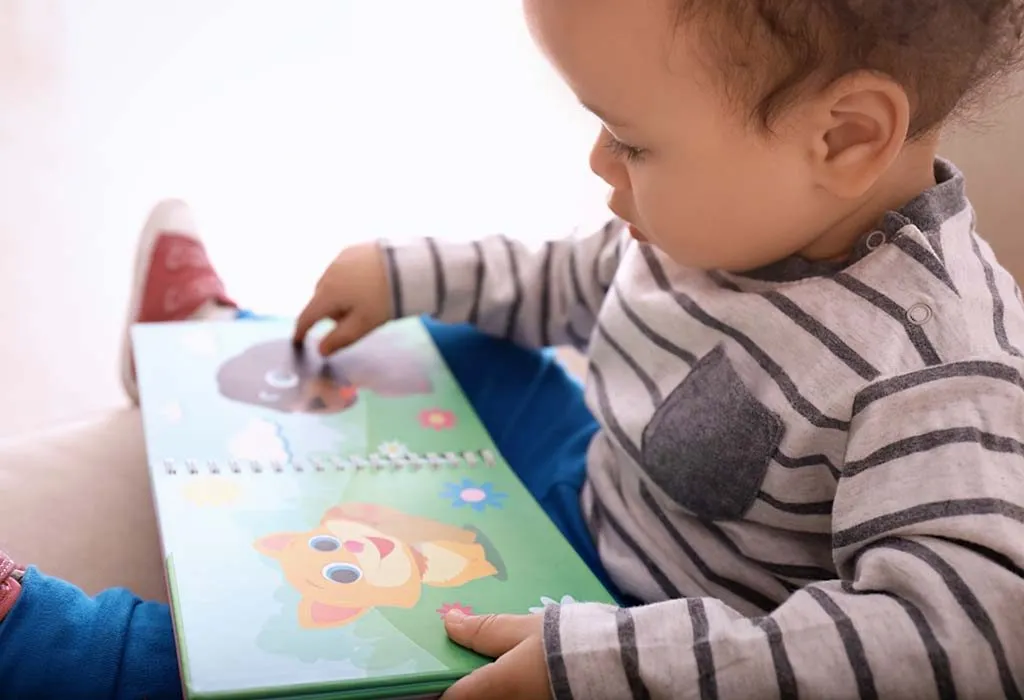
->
<box><xmin>804</xmin><ymin>71</ymin><xmax>911</xmax><ymax>199</ymax></box>
<box><xmin>254</xmin><ymin>532</ymin><xmax>298</xmax><ymax>556</ymax></box>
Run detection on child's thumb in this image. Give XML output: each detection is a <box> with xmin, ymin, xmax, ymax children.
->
<box><xmin>444</xmin><ymin>611</ymin><xmax>532</xmax><ymax>658</ymax></box>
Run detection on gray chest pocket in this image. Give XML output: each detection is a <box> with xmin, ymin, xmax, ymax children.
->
<box><xmin>641</xmin><ymin>345</ymin><xmax>784</xmax><ymax>521</ymax></box>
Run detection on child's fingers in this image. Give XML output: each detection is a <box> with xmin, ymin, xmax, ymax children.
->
<box><xmin>318</xmin><ymin>314</ymin><xmax>369</xmax><ymax>356</ymax></box>
<box><xmin>442</xmin><ymin>660</ymin><xmax>509</xmax><ymax>700</ymax></box>
<box><xmin>293</xmin><ymin>294</ymin><xmax>335</xmax><ymax>345</ymax></box>
<box><xmin>441</xmin><ymin>635</ymin><xmax>550</xmax><ymax>700</ymax></box>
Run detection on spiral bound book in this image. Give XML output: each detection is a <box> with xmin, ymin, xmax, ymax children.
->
<box><xmin>131</xmin><ymin>317</ymin><xmax>613</xmax><ymax>700</ymax></box>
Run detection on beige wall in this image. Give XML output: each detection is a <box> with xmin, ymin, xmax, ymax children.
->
<box><xmin>941</xmin><ymin>71</ymin><xmax>1024</xmax><ymax>280</ymax></box>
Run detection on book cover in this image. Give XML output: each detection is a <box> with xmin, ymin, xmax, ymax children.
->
<box><xmin>132</xmin><ymin>317</ymin><xmax>613</xmax><ymax>699</ymax></box>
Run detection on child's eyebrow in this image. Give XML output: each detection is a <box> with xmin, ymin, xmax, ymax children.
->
<box><xmin>581</xmin><ymin>101</ymin><xmax>629</xmax><ymax>128</ymax></box>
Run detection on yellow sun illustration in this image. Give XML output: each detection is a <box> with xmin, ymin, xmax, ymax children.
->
<box><xmin>183</xmin><ymin>476</ymin><xmax>243</xmax><ymax>507</ymax></box>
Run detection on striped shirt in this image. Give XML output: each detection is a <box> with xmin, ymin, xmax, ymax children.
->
<box><xmin>384</xmin><ymin>158</ymin><xmax>1024</xmax><ymax>699</ymax></box>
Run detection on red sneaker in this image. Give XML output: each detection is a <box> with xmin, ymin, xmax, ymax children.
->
<box><xmin>120</xmin><ymin>199</ymin><xmax>236</xmax><ymax>403</ymax></box>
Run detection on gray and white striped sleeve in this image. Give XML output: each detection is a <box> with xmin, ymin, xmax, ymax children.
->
<box><xmin>544</xmin><ymin>357</ymin><xmax>1024</xmax><ymax>699</ymax></box>
<box><xmin>382</xmin><ymin>220</ymin><xmax>625</xmax><ymax>350</ymax></box>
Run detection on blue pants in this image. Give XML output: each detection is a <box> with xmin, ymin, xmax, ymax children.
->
<box><xmin>0</xmin><ymin>318</ymin><xmax>611</xmax><ymax>699</ymax></box>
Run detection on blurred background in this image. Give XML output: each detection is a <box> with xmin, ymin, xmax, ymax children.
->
<box><xmin>0</xmin><ymin>0</ymin><xmax>610</xmax><ymax>436</ymax></box>
<box><xmin>0</xmin><ymin>0</ymin><xmax>1021</xmax><ymax>437</ymax></box>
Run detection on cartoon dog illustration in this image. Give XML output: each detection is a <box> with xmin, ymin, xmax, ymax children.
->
<box><xmin>216</xmin><ymin>329</ymin><xmax>433</xmax><ymax>414</ymax></box>
<box><xmin>255</xmin><ymin>502</ymin><xmax>502</xmax><ymax>628</ymax></box>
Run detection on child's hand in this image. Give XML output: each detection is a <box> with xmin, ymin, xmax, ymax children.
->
<box><xmin>293</xmin><ymin>242</ymin><xmax>392</xmax><ymax>356</ymax></box>
<box><xmin>441</xmin><ymin>610</ymin><xmax>553</xmax><ymax>700</ymax></box>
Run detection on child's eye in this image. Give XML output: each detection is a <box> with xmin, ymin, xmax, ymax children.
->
<box><xmin>604</xmin><ymin>136</ymin><xmax>648</xmax><ymax>164</ymax></box>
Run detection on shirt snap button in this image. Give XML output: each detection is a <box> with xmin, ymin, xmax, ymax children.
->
<box><xmin>865</xmin><ymin>231</ymin><xmax>887</xmax><ymax>250</ymax></box>
<box><xmin>907</xmin><ymin>303</ymin><xmax>933</xmax><ymax>325</ymax></box>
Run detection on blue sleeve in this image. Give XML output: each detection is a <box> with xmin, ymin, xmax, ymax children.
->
<box><xmin>0</xmin><ymin>567</ymin><xmax>181</xmax><ymax>700</ymax></box>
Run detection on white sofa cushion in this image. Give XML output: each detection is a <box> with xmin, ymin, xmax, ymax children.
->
<box><xmin>0</xmin><ymin>410</ymin><xmax>168</xmax><ymax>603</ymax></box>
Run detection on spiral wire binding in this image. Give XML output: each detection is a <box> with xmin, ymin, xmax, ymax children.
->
<box><xmin>160</xmin><ymin>449</ymin><xmax>498</xmax><ymax>476</ymax></box>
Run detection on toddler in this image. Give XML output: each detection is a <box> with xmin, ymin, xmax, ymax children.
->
<box><xmin>4</xmin><ymin>0</ymin><xmax>1024</xmax><ymax>697</ymax></box>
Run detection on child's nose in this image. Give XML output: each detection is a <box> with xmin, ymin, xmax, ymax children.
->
<box><xmin>343</xmin><ymin>540</ymin><xmax>364</xmax><ymax>553</ymax></box>
<box><xmin>589</xmin><ymin>127</ymin><xmax>628</xmax><ymax>189</ymax></box>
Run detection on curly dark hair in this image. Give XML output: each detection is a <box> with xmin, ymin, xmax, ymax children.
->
<box><xmin>675</xmin><ymin>0</ymin><xmax>1024</xmax><ymax>137</ymax></box>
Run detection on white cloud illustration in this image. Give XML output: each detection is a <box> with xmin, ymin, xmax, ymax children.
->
<box><xmin>228</xmin><ymin>419</ymin><xmax>289</xmax><ymax>464</ymax></box>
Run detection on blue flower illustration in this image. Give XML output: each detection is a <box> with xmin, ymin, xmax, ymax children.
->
<box><xmin>440</xmin><ymin>479</ymin><xmax>508</xmax><ymax>512</ymax></box>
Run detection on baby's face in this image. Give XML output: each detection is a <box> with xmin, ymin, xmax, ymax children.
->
<box><xmin>523</xmin><ymin>0</ymin><xmax>839</xmax><ymax>272</ymax></box>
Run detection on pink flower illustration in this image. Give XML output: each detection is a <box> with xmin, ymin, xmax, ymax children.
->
<box><xmin>420</xmin><ymin>408</ymin><xmax>456</xmax><ymax>431</ymax></box>
<box><xmin>436</xmin><ymin>602</ymin><xmax>474</xmax><ymax>618</ymax></box>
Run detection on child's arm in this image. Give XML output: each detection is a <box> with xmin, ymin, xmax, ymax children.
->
<box><xmin>0</xmin><ymin>565</ymin><xmax>181</xmax><ymax>698</ymax></box>
<box><xmin>383</xmin><ymin>220</ymin><xmax>625</xmax><ymax>349</ymax></box>
<box><xmin>545</xmin><ymin>357</ymin><xmax>1024</xmax><ymax>698</ymax></box>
